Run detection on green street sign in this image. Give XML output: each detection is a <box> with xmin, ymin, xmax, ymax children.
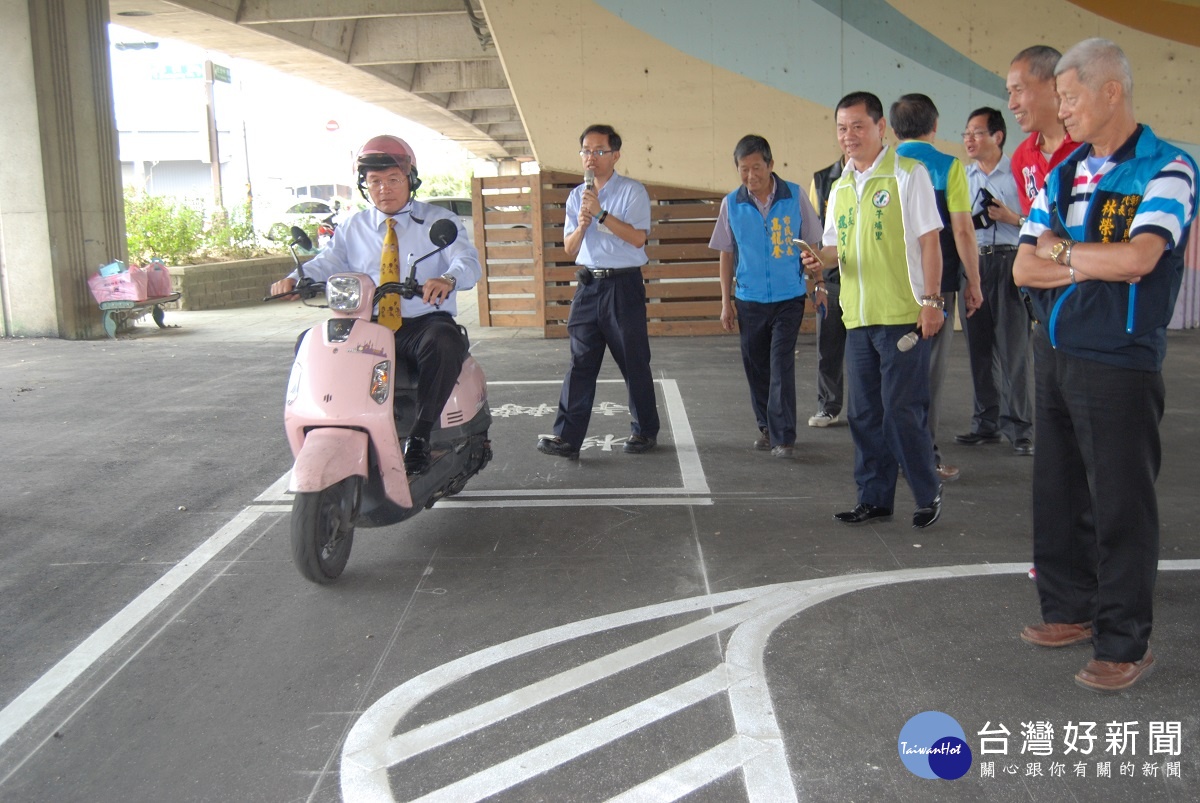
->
<box><xmin>212</xmin><ymin>64</ymin><xmax>231</xmax><ymax>83</ymax></box>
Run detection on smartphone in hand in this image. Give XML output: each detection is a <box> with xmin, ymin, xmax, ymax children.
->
<box><xmin>792</xmin><ymin>238</ymin><xmax>822</xmax><ymax>263</ymax></box>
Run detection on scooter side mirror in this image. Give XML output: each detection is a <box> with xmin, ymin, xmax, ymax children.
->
<box><xmin>429</xmin><ymin>218</ymin><xmax>458</xmax><ymax>249</ymax></box>
<box><xmin>290</xmin><ymin>226</ymin><xmax>314</xmax><ymax>252</ymax></box>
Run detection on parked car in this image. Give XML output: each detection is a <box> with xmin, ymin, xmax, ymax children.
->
<box><xmin>425</xmin><ymin>196</ymin><xmax>475</xmax><ymax>245</ymax></box>
<box><xmin>267</xmin><ymin>198</ymin><xmax>357</xmax><ymax>246</ymax></box>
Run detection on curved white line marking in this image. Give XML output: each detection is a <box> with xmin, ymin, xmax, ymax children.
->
<box><xmin>343</xmin><ymin>560</ymin><xmax>1200</xmax><ymax>801</ymax></box>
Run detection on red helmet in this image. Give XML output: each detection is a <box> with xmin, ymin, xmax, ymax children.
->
<box><xmin>355</xmin><ymin>135</ymin><xmax>421</xmax><ymax>198</ymax></box>
<box><xmin>356</xmin><ymin>135</ymin><xmax>417</xmax><ymax>175</ymax></box>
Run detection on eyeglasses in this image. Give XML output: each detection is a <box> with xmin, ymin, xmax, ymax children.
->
<box><xmin>579</xmin><ymin>149</ymin><xmax>614</xmax><ymax>158</ymax></box>
<box><xmin>961</xmin><ymin>129</ymin><xmax>991</xmax><ymax>140</ymax></box>
<box><xmin>366</xmin><ymin>177</ymin><xmax>406</xmax><ymax>192</ymax></box>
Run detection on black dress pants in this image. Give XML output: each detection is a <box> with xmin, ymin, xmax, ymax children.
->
<box><xmin>553</xmin><ymin>269</ymin><xmax>660</xmax><ymax>447</ymax></box>
<box><xmin>394</xmin><ymin>312</ymin><xmax>468</xmax><ymax>427</ymax></box>
<box><xmin>1031</xmin><ymin>327</ymin><xmax>1163</xmax><ymax>662</ymax></box>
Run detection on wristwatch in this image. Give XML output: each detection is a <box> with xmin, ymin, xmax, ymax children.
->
<box><xmin>1049</xmin><ymin>240</ymin><xmax>1074</xmax><ymax>265</ymax></box>
<box><xmin>919</xmin><ymin>295</ymin><xmax>945</xmax><ymax>310</ymax></box>
<box><xmin>440</xmin><ymin>273</ymin><xmax>457</xmax><ymax>289</ymax></box>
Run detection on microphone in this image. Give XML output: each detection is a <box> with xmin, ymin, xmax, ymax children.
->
<box><xmin>584</xmin><ymin>168</ymin><xmax>595</xmax><ymax>191</ymax></box>
<box><xmin>897</xmin><ymin>326</ymin><xmax>921</xmax><ymax>352</ymax></box>
<box><xmin>898</xmin><ymin>309</ymin><xmax>949</xmax><ymax>351</ymax></box>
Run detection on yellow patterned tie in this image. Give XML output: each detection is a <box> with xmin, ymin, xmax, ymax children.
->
<box><xmin>378</xmin><ymin>217</ymin><xmax>402</xmax><ymax>330</ymax></box>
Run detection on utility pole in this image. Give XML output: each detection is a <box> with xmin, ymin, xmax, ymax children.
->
<box><xmin>203</xmin><ymin>59</ymin><xmax>223</xmax><ymax>208</ymax></box>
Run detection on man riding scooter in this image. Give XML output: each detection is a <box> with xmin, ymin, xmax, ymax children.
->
<box><xmin>269</xmin><ymin>135</ymin><xmax>482</xmax><ymax>475</ymax></box>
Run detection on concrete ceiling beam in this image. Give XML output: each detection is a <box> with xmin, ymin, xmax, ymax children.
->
<box><xmin>411</xmin><ymin>60</ymin><xmax>507</xmax><ymax>92</ymax></box>
<box><xmin>446</xmin><ymin>89</ymin><xmax>514</xmax><ymax>110</ymax></box>
<box><xmin>238</xmin><ymin>0</ymin><xmax>469</xmax><ymax>24</ymax></box>
<box><xmin>478</xmin><ymin>121</ymin><xmax>526</xmax><ymax>138</ymax></box>
<box><xmin>469</xmin><ymin>107</ymin><xmax>521</xmax><ymax>124</ymax></box>
<box><xmin>348</xmin><ymin>14</ymin><xmax>495</xmax><ymax>65</ymax></box>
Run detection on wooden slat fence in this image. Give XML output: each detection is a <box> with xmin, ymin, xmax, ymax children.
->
<box><xmin>472</xmin><ymin>171</ymin><xmax>728</xmax><ymax>337</ymax></box>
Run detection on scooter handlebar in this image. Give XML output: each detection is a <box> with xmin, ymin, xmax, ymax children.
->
<box><xmin>375</xmin><ymin>280</ymin><xmax>424</xmax><ymax>303</ymax></box>
<box><xmin>263</xmin><ymin>278</ymin><xmax>324</xmax><ymax>303</ymax></box>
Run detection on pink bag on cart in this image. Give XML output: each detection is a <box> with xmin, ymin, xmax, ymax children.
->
<box><xmin>143</xmin><ymin>259</ymin><xmax>173</xmax><ymax>297</ymax></box>
<box><xmin>87</xmin><ymin>262</ymin><xmax>148</xmax><ymax>303</ymax></box>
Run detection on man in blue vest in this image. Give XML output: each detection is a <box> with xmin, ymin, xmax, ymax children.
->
<box><xmin>1014</xmin><ymin>39</ymin><xmax>1197</xmax><ymax>692</ymax></box>
<box><xmin>891</xmin><ymin>94</ymin><xmax>983</xmax><ymax>482</ymax></box>
<box><xmin>710</xmin><ymin>135</ymin><xmax>824</xmax><ymax>458</ymax></box>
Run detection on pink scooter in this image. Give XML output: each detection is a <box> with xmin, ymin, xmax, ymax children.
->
<box><xmin>275</xmin><ymin>221</ymin><xmax>492</xmax><ymax>583</ymax></box>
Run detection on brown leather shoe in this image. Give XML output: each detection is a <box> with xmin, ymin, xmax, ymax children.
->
<box><xmin>1020</xmin><ymin>622</ymin><xmax>1093</xmax><ymax>648</ymax></box>
<box><xmin>1075</xmin><ymin>647</ymin><xmax>1155</xmax><ymax>693</ymax></box>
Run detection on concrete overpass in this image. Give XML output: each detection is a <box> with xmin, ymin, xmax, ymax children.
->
<box><xmin>3</xmin><ymin>0</ymin><xmax>1198</xmax><ymax>338</ymax></box>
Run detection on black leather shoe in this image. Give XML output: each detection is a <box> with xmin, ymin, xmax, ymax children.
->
<box><xmin>403</xmin><ymin>436</ymin><xmax>432</xmax><ymax>475</ymax></box>
<box><xmin>623</xmin><ymin>435</ymin><xmax>656</xmax><ymax>454</ymax></box>
<box><xmin>833</xmin><ymin>504</ymin><xmax>892</xmax><ymax>524</ymax></box>
<box><xmin>912</xmin><ymin>486</ymin><xmax>943</xmax><ymax>529</ymax></box>
<box><xmin>954</xmin><ymin>431</ymin><xmax>1001</xmax><ymax>445</ymax></box>
<box><xmin>1013</xmin><ymin>438</ymin><xmax>1035</xmax><ymax>456</ymax></box>
<box><xmin>537</xmin><ymin>435</ymin><xmax>579</xmax><ymax>459</ymax></box>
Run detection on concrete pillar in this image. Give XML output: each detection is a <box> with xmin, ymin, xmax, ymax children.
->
<box><xmin>1</xmin><ymin>0</ymin><xmax>125</xmax><ymax>338</ymax></box>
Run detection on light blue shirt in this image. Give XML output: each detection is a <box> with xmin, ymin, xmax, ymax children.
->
<box><xmin>967</xmin><ymin>155</ymin><xmax>1022</xmax><ymax>248</ymax></box>
<box><xmin>290</xmin><ymin>200</ymin><xmax>482</xmax><ymax>318</ymax></box>
<box><xmin>565</xmin><ymin>171</ymin><xmax>651</xmax><ymax>269</ymax></box>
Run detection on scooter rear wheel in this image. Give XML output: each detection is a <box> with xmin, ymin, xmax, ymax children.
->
<box><xmin>291</xmin><ymin>480</ymin><xmax>356</xmax><ymax>583</ymax></box>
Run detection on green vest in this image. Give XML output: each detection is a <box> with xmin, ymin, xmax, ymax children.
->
<box><xmin>831</xmin><ymin>148</ymin><xmax>923</xmax><ymax>328</ymax></box>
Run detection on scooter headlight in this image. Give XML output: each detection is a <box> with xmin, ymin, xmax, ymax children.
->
<box><xmin>327</xmin><ymin>275</ymin><xmax>365</xmax><ymax>312</ymax></box>
<box><xmin>285</xmin><ymin>361</ymin><xmax>302</xmax><ymax>405</ymax></box>
<box><xmin>369</xmin><ymin>361</ymin><xmax>390</xmax><ymax>404</ymax></box>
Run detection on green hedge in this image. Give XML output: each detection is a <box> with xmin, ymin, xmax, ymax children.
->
<box><xmin>123</xmin><ymin>190</ymin><xmax>272</xmax><ymax>265</ymax></box>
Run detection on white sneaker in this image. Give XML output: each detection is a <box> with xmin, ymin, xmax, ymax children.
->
<box><xmin>808</xmin><ymin>411</ymin><xmax>839</xmax><ymax>427</ymax></box>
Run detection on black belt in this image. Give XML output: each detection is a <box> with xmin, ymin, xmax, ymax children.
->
<box><xmin>979</xmin><ymin>244</ymin><xmax>1018</xmax><ymax>255</ymax></box>
<box><xmin>589</xmin><ymin>267</ymin><xmax>641</xmax><ymax>279</ymax></box>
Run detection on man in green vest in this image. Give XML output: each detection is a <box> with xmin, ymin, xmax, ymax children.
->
<box><xmin>802</xmin><ymin>91</ymin><xmax>947</xmax><ymax>529</ymax></box>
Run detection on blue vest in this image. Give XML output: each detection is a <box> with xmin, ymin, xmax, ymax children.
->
<box><xmin>1028</xmin><ymin>125</ymin><xmax>1197</xmax><ymax>371</ymax></box>
<box><xmin>727</xmin><ymin>177</ymin><xmax>806</xmax><ymax>303</ymax></box>
<box><xmin>896</xmin><ymin>141</ymin><xmax>963</xmax><ymax>293</ymax></box>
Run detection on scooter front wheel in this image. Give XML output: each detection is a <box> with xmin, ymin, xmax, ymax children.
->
<box><xmin>291</xmin><ymin>479</ymin><xmax>356</xmax><ymax>583</ymax></box>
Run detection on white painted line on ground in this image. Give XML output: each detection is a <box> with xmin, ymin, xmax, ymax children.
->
<box><xmin>341</xmin><ymin>560</ymin><xmax>1200</xmax><ymax>802</ymax></box>
<box><xmin>660</xmin><ymin>378</ymin><xmax>709</xmax><ymax>495</ymax></box>
<box><xmin>435</xmin><ymin>497</ymin><xmax>713</xmax><ymax>508</ymax></box>
<box><xmin>412</xmin><ymin>666</ymin><xmax>746</xmax><ymax>803</ymax></box>
<box><xmin>605</xmin><ymin>735</ymin><xmax>770</xmax><ymax>803</ymax></box>
<box><xmin>0</xmin><ymin>504</ymin><xmax>288</xmax><ymax>751</ymax></box>
<box><xmin>254</xmin><ymin>472</ymin><xmax>291</xmax><ymax>502</ymax></box>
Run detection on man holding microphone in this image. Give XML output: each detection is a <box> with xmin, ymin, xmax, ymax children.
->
<box><xmin>537</xmin><ymin>124</ymin><xmax>661</xmax><ymax>460</ymax></box>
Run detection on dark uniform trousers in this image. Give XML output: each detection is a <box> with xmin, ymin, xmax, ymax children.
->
<box><xmin>1031</xmin><ymin>327</ymin><xmax>1162</xmax><ymax>663</ymax></box>
<box><xmin>845</xmin><ymin>323</ymin><xmax>940</xmax><ymax>510</ymax></box>
<box><xmin>735</xmin><ymin>296</ymin><xmax>805</xmax><ymax>447</ymax></box>
<box><xmin>814</xmin><ymin>276</ymin><xmax>846</xmax><ymax>418</ymax></box>
<box><xmin>961</xmin><ymin>248</ymin><xmax>1033</xmax><ymax>442</ymax></box>
<box><xmin>553</xmin><ymin>269</ymin><xmax>660</xmax><ymax>447</ymax></box>
<box><xmin>393</xmin><ymin>311</ymin><xmax>469</xmax><ymax>427</ymax></box>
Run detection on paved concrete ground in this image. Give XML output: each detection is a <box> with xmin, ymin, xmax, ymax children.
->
<box><xmin>1</xmin><ymin>300</ymin><xmax>1197</xmax><ymax>802</ymax></box>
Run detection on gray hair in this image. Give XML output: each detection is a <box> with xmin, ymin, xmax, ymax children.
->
<box><xmin>1011</xmin><ymin>45</ymin><xmax>1062</xmax><ymax>82</ymax></box>
<box><xmin>1056</xmin><ymin>38</ymin><xmax>1133</xmax><ymax>96</ymax></box>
